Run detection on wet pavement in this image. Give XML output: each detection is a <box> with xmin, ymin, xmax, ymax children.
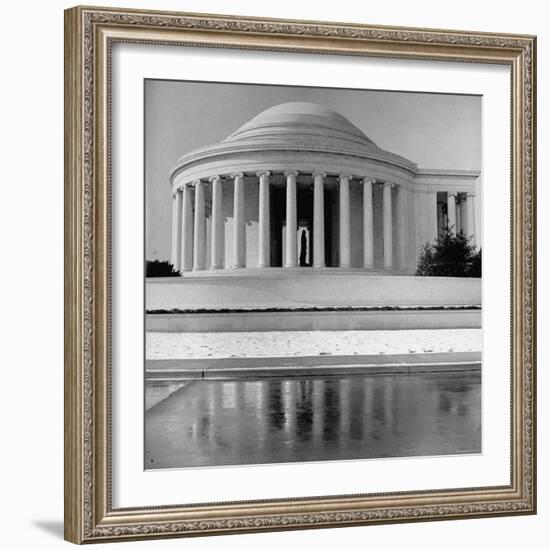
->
<box><xmin>145</xmin><ymin>372</ymin><xmax>481</xmax><ymax>470</ymax></box>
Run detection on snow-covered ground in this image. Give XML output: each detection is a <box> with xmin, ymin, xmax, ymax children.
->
<box><xmin>146</xmin><ymin>329</ymin><xmax>482</xmax><ymax>360</ymax></box>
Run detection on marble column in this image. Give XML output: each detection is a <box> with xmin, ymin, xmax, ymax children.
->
<box><xmin>383</xmin><ymin>182</ymin><xmax>394</xmax><ymax>270</ymax></box>
<box><xmin>257</xmin><ymin>171</ymin><xmax>271</xmax><ymax>268</ymax></box>
<box><xmin>466</xmin><ymin>193</ymin><xmax>476</xmax><ymax>246</ymax></box>
<box><xmin>362</xmin><ymin>178</ymin><xmax>374</xmax><ymax>269</ymax></box>
<box><xmin>313</xmin><ymin>172</ymin><xmax>326</xmax><ymax>268</ymax></box>
<box><xmin>209</xmin><ymin>175</ymin><xmax>223</xmax><ymax>269</ymax></box>
<box><xmin>232</xmin><ymin>172</ymin><xmax>246</xmax><ymax>268</ymax></box>
<box><xmin>171</xmin><ymin>190</ymin><xmax>182</xmax><ymax>270</ymax></box>
<box><xmin>192</xmin><ymin>180</ymin><xmax>206</xmax><ymax>271</ymax></box>
<box><xmin>447</xmin><ymin>192</ymin><xmax>457</xmax><ymax>235</ymax></box>
<box><xmin>339</xmin><ymin>174</ymin><xmax>351</xmax><ymax>268</ymax></box>
<box><xmin>180</xmin><ymin>184</ymin><xmax>193</xmax><ymax>272</ymax></box>
<box><xmin>395</xmin><ymin>184</ymin><xmax>406</xmax><ymax>269</ymax></box>
<box><xmin>433</xmin><ymin>192</ymin><xmax>440</xmax><ymax>242</ymax></box>
<box><xmin>284</xmin><ymin>171</ymin><xmax>298</xmax><ymax>268</ymax></box>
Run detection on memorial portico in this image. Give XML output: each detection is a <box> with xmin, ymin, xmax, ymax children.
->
<box><xmin>168</xmin><ymin>102</ymin><xmax>480</xmax><ymax>275</ymax></box>
<box><xmin>172</xmin><ymin>171</ymin><xmax>406</xmax><ymax>272</ymax></box>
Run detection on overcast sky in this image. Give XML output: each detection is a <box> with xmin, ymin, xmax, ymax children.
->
<box><xmin>145</xmin><ymin>79</ymin><xmax>481</xmax><ymax>260</ymax></box>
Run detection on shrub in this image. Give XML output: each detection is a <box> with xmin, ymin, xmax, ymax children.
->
<box><xmin>145</xmin><ymin>260</ymin><xmax>180</xmax><ymax>277</ymax></box>
<box><xmin>468</xmin><ymin>248</ymin><xmax>482</xmax><ymax>277</ymax></box>
<box><xmin>416</xmin><ymin>228</ymin><xmax>481</xmax><ymax>277</ymax></box>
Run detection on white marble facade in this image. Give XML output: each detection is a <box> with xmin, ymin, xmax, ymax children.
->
<box><xmin>168</xmin><ymin>102</ymin><xmax>480</xmax><ymax>274</ymax></box>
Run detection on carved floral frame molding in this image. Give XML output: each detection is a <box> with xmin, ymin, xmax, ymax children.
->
<box><xmin>64</xmin><ymin>5</ymin><xmax>536</xmax><ymax>544</ymax></box>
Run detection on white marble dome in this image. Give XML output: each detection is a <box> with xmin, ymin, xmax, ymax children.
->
<box><xmin>223</xmin><ymin>101</ymin><xmax>377</xmax><ymax>150</ymax></box>
<box><xmin>169</xmin><ymin>101</ymin><xmax>417</xmax><ymax>187</ymax></box>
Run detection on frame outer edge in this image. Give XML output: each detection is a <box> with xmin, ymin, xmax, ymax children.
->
<box><xmin>65</xmin><ymin>5</ymin><xmax>537</xmax><ymax>543</ymax></box>
<box><xmin>526</xmin><ymin>35</ymin><xmax>537</xmax><ymax>512</ymax></box>
<box><xmin>532</xmin><ymin>36</ymin><xmax>537</xmax><ymax>514</ymax></box>
<box><xmin>64</xmin><ymin>6</ymin><xmax>85</xmax><ymax>545</ymax></box>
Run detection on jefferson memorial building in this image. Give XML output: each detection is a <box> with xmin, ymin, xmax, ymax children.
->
<box><xmin>147</xmin><ymin>101</ymin><xmax>481</xmax><ymax>325</ymax></box>
<box><xmin>168</xmin><ymin>102</ymin><xmax>480</xmax><ymax>275</ymax></box>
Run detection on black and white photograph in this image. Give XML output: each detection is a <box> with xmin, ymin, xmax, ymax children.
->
<box><xmin>144</xmin><ymin>80</ymin><xmax>483</xmax><ymax>470</ymax></box>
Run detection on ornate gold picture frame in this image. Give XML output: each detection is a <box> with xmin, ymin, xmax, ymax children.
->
<box><xmin>64</xmin><ymin>5</ymin><xmax>536</xmax><ymax>544</ymax></box>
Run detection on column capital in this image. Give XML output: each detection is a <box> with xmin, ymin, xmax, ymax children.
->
<box><xmin>383</xmin><ymin>181</ymin><xmax>394</xmax><ymax>188</ymax></box>
<box><xmin>230</xmin><ymin>172</ymin><xmax>244</xmax><ymax>179</ymax></box>
<box><xmin>256</xmin><ymin>170</ymin><xmax>271</xmax><ymax>178</ymax></box>
<box><xmin>284</xmin><ymin>170</ymin><xmax>299</xmax><ymax>178</ymax></box>
<box><xmin>192</xmin><ymin>179</ymin><xmax>204</xmax><ymax>188</ymax></box>
<box><xmin>467</xmin><ymin>192</ymin><xmax>476</xmax><ymax>198</ymax></box>
<box><xmin>209</xmin><ymin>175</ymin><xmax>222</xmax><ymax>183</ymax></box>
<box><xmin>362</xmin><ymin>177</ymin><xmax>376</xmax><ymax>184</ymax></box>
<box><xmin>338</xmin><ymin>173</ymin><xmax>352</xmax><ymax>182</ymax></box>
<box><xmin>312</xmin><ymin>171</ymin><xmax>326</xmax><ymax>179</ymax></box>
<box><xmin>448</xmin><ymin>191</ymin><xmax>458</xmax><ymax>199</ymax></box>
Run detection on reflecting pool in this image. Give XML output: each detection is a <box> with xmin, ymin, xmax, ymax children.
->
<box><xmin>145</xmin><ymin>372</ymin><xmax>481</xmax><ymax>469</ymax></box>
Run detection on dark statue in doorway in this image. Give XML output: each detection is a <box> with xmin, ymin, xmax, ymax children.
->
<box><xmin>299</xmin><ymin>229</ymin><xmax>308</xmax><ymax>266</ymax></box>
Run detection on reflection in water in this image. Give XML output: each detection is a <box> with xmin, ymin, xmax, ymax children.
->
<box><xmin>145</xmin><ymin>372</ymin><xmax>481</xmax><ymax>469</ymax></box>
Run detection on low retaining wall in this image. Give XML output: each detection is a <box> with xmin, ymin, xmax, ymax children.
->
<box><xmin>146</xmin><ymin>307</ymin><xmax>481</xmax><ymax>332</ymax></box>
<box><xmin>146</xmin><ymin>270</ymin><xmax>481</xmax><ymax>311</ymax></box>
